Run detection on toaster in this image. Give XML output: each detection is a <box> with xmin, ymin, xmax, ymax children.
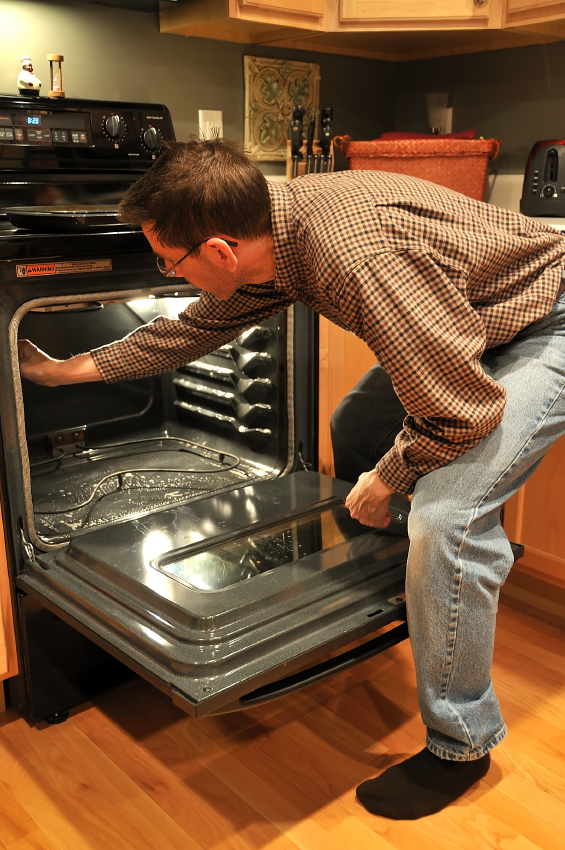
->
<box><xmin>520</xmin><ymin>140</ymin><xmax>565</xmax><ymax>216</ymax></box>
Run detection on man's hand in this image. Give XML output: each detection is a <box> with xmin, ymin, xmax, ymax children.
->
<box><xmin>18</xmin><ymin>340</ymin><xmax>102</xmax><ymax>386</ymax></box>
<box><xmin>345</xmin><ymin>469</ymin><xmax>396</xmax><ymax>528</ymax></box>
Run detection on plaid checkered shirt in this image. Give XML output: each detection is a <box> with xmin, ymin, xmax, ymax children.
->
<box><xmin>92</xmin><ymin>171</ymin><xmax>565</xmax><ymax>494</ymax></box>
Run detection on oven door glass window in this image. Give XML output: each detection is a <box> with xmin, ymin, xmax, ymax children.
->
<box><xmin>155</xmin><ymin>504</ymin><xmax>370</xmax><ymax>591</ymax></box>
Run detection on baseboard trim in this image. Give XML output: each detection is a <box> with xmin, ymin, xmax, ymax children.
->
<box><xmin>502</xmin><ymin>568</ymin><xmax>565</xmax><ymax>620</ymax></box>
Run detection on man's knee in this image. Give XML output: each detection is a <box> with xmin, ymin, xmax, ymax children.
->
<box><xmin>407</xmin><ymin>494</ymin><xmax>466</xmax><ymax>558</ymax></box>
<box><xmin>331</xmin><ymin>364</ymin><xmax>406</xmax><ymax>482</ymax></box>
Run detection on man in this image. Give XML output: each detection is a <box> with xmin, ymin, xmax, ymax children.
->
<box><xmin>19</xmin><ymin>138</ymin><xmax>565</xmax><ymax>820</ymax></box>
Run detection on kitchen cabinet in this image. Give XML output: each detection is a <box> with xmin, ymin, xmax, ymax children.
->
<box><xmin>0</xmin><ymin>493</ymin><xmax>18</xmax><ymax>686</ymax></box>
<box><xmin>159</xmin><ymin>0</ymin><xmax>326</xmax><ymax>45</ymax></box>
<box><xmin>504</xmin><ymin>0</ymin><xmax>565</xmax><ymax>27</ymax></box>
<box><xmin>338</xmin><ymin>0</ymin><xmax>493</xmax><ymax>28</ymax></box>
<box><xmin>159</xmin><ymin>0</ymin><xmax>565</xmax><ymax>61</ymax></box>
<box><xmin>503</xmin><ymin>435</ymin><xmax>565</xmax><ymax>613</ymax></box>
<box><xmin>318</xmin><ymin>317</ymin><xmax>377</xmax><ymax>476</ymax></box>
<box><xmin>241</xmin><ymin>0</ymin><xmax>325</xmax><ymax>17</ymax></box>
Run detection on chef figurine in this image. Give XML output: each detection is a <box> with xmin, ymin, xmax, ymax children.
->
<box><xmin>17</xmin><ymin>56</ymin><xmax>42</xmax><ymax>96</ymax></box>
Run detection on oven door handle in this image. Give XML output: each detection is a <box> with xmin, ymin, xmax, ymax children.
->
<box><xmin>238</xmin><ymin>619</ymin><xmax>409</xmax><ymax>709</ymax></box>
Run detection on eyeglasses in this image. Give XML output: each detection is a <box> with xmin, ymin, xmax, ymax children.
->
<box><xmin>156</xmin><ymin>239</ymin><xmax>238</xmax><ymax>278</ymax></box>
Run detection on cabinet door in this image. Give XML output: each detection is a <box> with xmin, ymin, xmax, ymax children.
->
<box><xmin>506</xmin><ymin>0</ymin><xmax>565</xmax><ymax>12</ymax></box>
<box><xmin>504</xmin><ymin>0</ymin><xmax>565</xmax><ymax>26</ymax></box>
<box><xmin>240</xmin><ymin>0</ymin><xmax>325</xmax><ymax>17</ymax></box>
<box><xmin>503</xmin><ymin>435</ymin><xmax>565</xmax><ymax>590</ymax></box>
<box><xmin>318</xmin><ymin>317</ymin><xmax>377</xmax><ymax>476</ymax></box>
<box><xmin>0</xmin><ymin>501</ymin><xmax>18</xmax><ymax>681</ymax></box>
<box><xmin>340</xmin><ymin>0</ymin><xmax>491</xmax><ymax>25</ymax></box>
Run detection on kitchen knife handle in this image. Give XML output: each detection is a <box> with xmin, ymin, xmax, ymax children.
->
<box><xmin>290</xmin><ymin>120</ymin><xmax>302</xmax><ymax>156</ymax></box>
<box><xmin>290</xmin><ymin>119</ymin><xmax>303</xmax><ymax>178</ymax></box>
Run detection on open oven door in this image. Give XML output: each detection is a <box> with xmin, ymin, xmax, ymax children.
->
<box><xmin>16</xmin><ymin>472</ymin><xmax>412</xmax><ymax>722</ymax></box>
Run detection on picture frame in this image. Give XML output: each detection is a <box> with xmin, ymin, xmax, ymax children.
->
<box><xmin>244</xmin><ymin>55</ymin><xmax>321</xmax><ymax>162</ymax></box>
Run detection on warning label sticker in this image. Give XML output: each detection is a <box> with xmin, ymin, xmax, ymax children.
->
<box><xmin>16</xmin><ymin>259</ymin><xmax>112</xmax><ymax>278</ymax></box>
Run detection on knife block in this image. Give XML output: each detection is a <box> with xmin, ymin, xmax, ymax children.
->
<box><xmin>286</xmin><ymin>139</ymin><xmax>335</xmax><ymax>181</ymax></box>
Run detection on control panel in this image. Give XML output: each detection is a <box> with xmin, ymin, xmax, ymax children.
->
<box><xmin>0</xmin><ymin>110</ymin><xmax>90</xmax><ymax>146</ymax></box>
<box><xmin>0</xmin><ymin>96</ymin><xmax>174</xmax><ymax>169</ymax></box>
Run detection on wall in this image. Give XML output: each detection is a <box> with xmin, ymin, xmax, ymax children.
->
<box><xmin>0</xmin><ymin>0</ymin><xmax>397</xmax><ymax>176</ymax></box>
<box><xmin>395</xmin><ymin>40</ymin><xmax>565</xmax><ymax>176</ymax></box>
<box><xmin>2</xmin><ymin>2</ymin><xmax>560</xmax><ymax>190</ymax></box>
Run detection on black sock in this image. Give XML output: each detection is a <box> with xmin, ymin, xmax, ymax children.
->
<box><xmin>356</xmin><ymin>747</ymin><xmax>490</xmax><ymax>820</ymax></box>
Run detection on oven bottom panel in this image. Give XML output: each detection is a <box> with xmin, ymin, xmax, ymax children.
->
<box><xmin>31</xmin><ymin>433</ymin><xmax>266</xmax><ymax>545</ymax></box>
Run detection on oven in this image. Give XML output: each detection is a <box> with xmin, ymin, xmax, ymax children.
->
<box><xmin>0</xmin><ymin>94</ymin><xmax>416</xmax><ymax>725</ymax></box>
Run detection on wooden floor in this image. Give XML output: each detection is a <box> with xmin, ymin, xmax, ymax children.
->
<box><xmin>0</xmin><ymin>595</ymin><xmax>564</xmax><ymax>850</ymax></box>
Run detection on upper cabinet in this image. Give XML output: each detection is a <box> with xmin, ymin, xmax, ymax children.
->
<box><xmin>159</xmin><ymin>0</ymin><xmax>565</xmax><ymax>60</ymax></box>
<box><xmin>241</xmin><ymin>0</ymin><xmax>325</xmax><ymax>17</ymax></box>
<box><xmin>159</xmin><ymin>0</ymin><xmax>327</xmax><ymax>44</ymax></box>
<box><xmin>339</xmin><ymin>0</ymin><xmax>493</xmax><ymax>28</ymax></box>
<box><xmin>504</xmin><ymin>0</ymin><xmax>565</xmax><ymax>26</ymax></box>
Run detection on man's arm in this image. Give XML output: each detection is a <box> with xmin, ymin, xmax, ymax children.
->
<box><xmin>91</xmin><ymin>284</ymin><xmax>294</xmax><ymax>383</ymax></box>
<box><xmin>347</xmin><ymin>253</ymin><xmax>506</xmax><ymax>495</ymax></box>
<box><xmin>18</xmin><ymin>340</ymin><xmax>102</xmax><ymax>386</ymax></box>
<box><xmin>19</xmin><ymin>284</ymin><xmax>294</xmax><ymax>387</ymax></box>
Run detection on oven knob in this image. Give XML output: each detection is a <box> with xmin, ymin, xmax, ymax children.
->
<box><xmin>543</xmin><ymin>184</ymin><xmax>556</xmax><ymax>197</ymax></box>
<box><xmin>104</xmin><ymin>115</ymin><xmax>126</xmax><ymax>139</ymax></box>
<box><xmin>142</xmin><ymin>127</ymin><xmax>162</xmax><ymax>151</ymax></box>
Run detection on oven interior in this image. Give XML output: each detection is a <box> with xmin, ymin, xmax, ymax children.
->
<box><xmin>19</xmin><ymin>294</ymin><xmax>294</xmax><ymax>549</ymax></box>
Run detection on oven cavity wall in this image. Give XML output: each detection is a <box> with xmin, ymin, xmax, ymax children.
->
<box><xmin>9</xmin><ymin>288</ymin><xmax>295</xmax><ymax>553</ymax></box>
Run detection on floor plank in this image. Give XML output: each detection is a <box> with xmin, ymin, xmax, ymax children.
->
<box><xmin>0</xmin><ymin>598</ymin><xmax>563</xmax><ymax>850</ymax></box>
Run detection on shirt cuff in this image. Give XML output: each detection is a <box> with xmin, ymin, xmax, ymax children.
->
<box><xmin>374</xmin><ymin>446</ymin><xmax>421</xmax><ymax>495</ymax></box>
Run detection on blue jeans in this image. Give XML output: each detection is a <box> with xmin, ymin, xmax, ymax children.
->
<box><xmin>331</xmin><ymin>293</ymin><xmax>565</xmax><ymax>760</ymax></box>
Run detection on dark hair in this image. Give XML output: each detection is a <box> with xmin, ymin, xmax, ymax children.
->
<box><xmin>118</xmin><ymin>138</ymin><xmax>272</xmax><ymax>251</ymax></box>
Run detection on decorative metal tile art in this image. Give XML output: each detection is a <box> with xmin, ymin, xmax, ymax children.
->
<box><xmin>244</xmin><ymin>56</ymin><xmax>320</xmax><ymax>162</ymax></box>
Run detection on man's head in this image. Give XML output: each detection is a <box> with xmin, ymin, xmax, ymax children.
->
<box><xmin>118</xmin><ymin>137</ymin><xmax>272</xmax><ymax>254</ymax></box>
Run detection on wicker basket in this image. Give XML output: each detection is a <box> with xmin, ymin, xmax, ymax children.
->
<box><xmin>334</xmin><ymin>135</ymin><xmax>500</xmax><ymax>202</ymax></box>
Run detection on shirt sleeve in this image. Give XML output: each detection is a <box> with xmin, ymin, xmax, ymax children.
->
<box><xmin>91</xmin><ymin>282</ymin><xmax>293</xmax><ymax>383</ymax></box>
<box><xmin>346</xmin><ymin>252</ymin><xmax>507</xmax><ymax>494</ymax></box>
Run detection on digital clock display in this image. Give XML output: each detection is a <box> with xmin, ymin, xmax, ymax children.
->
<box><xmin>27</xmin><ymin>116</ymin><xmax>40</xmax><ymax>125</ymax></box>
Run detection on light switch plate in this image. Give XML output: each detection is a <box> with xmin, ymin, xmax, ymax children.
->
<box><xmin>198</xmin><ymin>109</ymin><xmax>223</xmax><ymax>140</ymax></box>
